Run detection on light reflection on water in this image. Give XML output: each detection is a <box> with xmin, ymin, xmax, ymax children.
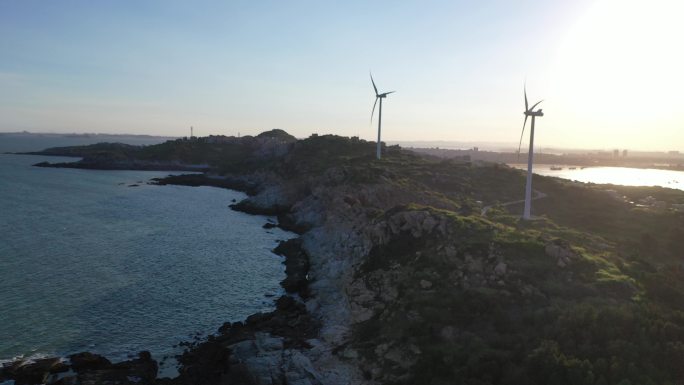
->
<box><xmin>510</xmin><ymin>164</ymin><xmax>684</xmax><ymax>191</ymax></box>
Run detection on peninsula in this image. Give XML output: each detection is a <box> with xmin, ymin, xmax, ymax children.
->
<box><xmin>4</xmin><ymin>129</ymin><xmax>684</xmax><ymax>385</ymax></box>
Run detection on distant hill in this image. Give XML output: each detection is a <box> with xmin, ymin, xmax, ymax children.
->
<box><xmin>23</xmin><ymin>130</ymin><xmax>300</xmax><ymax>172</ymax></box>
<box><xmin>0</xmin><ymin>131</ymin><xmax>175</xmax><ymax>153</ymax></box>
<box><xmin>256</xmin><ymin>128</ymin><xmax>297</xmax><ymax>142</ymax></box>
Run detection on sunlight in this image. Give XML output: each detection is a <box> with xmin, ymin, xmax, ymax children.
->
<box><xmin>551</xmin><ymin>0</ymin><xmax>684</xmax><ymax>134</ymax></box>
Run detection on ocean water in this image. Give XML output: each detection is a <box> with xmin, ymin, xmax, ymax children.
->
<box><xmin>511</xmin><ymin>164</ymin><xmax>684</xmax><ymax>191</ymax></box>
<box><xmin>0</xmin><ymin>153</ymin><xmax>292</xmax><ymax>372</ymax></box>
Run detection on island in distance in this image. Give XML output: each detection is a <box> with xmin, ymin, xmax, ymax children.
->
<box><xmin>4</xmin><ymin>129</ymin><xmax>684</xmax><ymax>385</ymax></box>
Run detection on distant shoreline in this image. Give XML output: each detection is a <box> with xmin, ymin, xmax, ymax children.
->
<box><xmin>507</xmin><ymin>162</ymin><xmax>684</xmax><ymax>172</ymax></box>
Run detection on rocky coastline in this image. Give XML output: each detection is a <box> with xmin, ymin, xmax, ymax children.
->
<box><xmin>7</xmin><ymin>132</ymin><xmax>684</xmax><ymax>384</ymax></box>
<box><xmin>1</xmin><ymin>168</ymin><xmax>364</xmax><ymax>385</ymax></box>
<box><xmin>33</xmin><ymin>160</ymin><xmax>210</xmax><ymax>173</ymax></box>
<box><xmin>153</xmin><ymin>172</ymin><xmax>366</xmax><ymax>385</ymax></box>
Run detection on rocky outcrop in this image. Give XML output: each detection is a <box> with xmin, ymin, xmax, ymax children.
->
<box><xmin>273</xmin><ymin>239</ymin><xmax>310</xmax><ymax>297</ymax></box>
<box><xmin>173</xmin><ymin>296</ymin><xmax>320</xmax><ymax>385</ymax></box>
<box><xmin>545</xmin><ymin>239</ymin><xmax>579</xmax><ymax>267</ymax></box>
<box><xmin>150</xmin><ymin>174</ymin><xmax>259</xmax><ymax>195</ymax></box>
<box><xmin>33</xmin><ymin>160</ymin><xmax>209</xmax><ymax>172</ymax></box>
<box><xmin>0</xmin><ymin>357</ymin><xmax>69</xmax><ymax>385</ymax></box>
<box><xmin>68</xmin><ymin>352</ymin><xmax>112</xmax><ymax>372</ymax></box>
<box><xmin>0</xmin><ymin>352</ymin><xmax>157</xmax><ymax>385</ymax></box>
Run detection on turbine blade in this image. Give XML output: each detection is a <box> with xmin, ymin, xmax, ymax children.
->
<box><xmin>530</xmin><ymin>100</ymin><xmax>544</xmax><ymax>111</ymax></box>
<box><xmin>524</xmin><ymin>85</ymin><xmax>529</xmax><ymax>112</ymax></box>
<box><xmin>517</xmin><ymin>115</ymin><xmax>529</xmax><ymax>161</ymax></box>
<box><xmin>384</xmin><ymin>91</ymin><xmax>396</xmax><ymax>96</ymax></box>
<box><xmin>371</xmin><ymin>97</ymin><xmax>379</xmax><ymax>124</ymax></box>
<box><xmin>370</xmin><ymin>73</ymin><xmax>379</xmax><ymax>96</ymax></box>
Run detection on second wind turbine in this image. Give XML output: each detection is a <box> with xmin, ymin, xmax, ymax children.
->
<box><xmin>517</xmin><ymin>85</ymin><xmax>544</xmax><ymax>220</ymax></box>
<box><xmin>370</xmin><ymin>73</ymin><xmax>395</xmax><ymax>160</ymax></box>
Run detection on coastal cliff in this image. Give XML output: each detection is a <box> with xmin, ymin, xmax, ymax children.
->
<box><xmin>5</xmin><ymin>130</ymin><xmax>684</xmax><ymax>385</ymax></box>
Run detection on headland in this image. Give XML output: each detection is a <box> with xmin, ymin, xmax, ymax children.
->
<box><xmin>4</xmin><ymin>129</ymin><xmax>684</xmax><ymax>385</ymax></box>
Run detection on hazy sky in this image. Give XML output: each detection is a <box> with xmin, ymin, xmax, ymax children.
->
<box><xmin>1</xmin><ymin>0</ymin><xmax>682</xmax><ymax>150</ymax></box>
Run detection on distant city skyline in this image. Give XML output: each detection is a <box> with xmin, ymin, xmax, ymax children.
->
<box><xmin>1</xmin><ymin>0</ymin><xmax>682</xmax><ymax>151</ymax></box>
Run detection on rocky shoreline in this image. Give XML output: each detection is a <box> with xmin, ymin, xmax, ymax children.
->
<box><xmin>33</xmin><ymin>160</ymin><xmax>210</xmax><ymax>173</ymax></box>
<box><xmin>9</xmin><ymin>133</ymin><xmax>684</xmax><ymax>384</ymax></box>
<box><xmin>153</xmin><ymin>172</ymin><xmax>363</xmax><ymax>385</ymax></box>
<box><xmin>0</xmin><ymin>163</ymin><xmax>574</xmax><ymax>385</ymax></box>
<box><xmin>1</xmin><ymin>352</ymin><xmax>158</xmax><ymax>385</ymax></box>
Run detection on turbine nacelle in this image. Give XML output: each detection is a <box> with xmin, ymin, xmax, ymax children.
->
<box><xmin>524</xmin><ymin>109</ymin><xmax>544</xmax><ymax>117</ymax></box>
<box><xmin>524</xmin><ymin>96</ymin><xmax>544</xmax><ymax>117</ymax></box>
<box><xmin>517</xmin><ymin>86</ymin><xmax>544</xmax><ymax>157</ymax></box>
<box><xmin>370</xmin><ymin>73</ymin><xmax>395</xmax><ymax>124</ymax></box>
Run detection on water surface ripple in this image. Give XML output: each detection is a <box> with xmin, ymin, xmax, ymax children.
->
<box><xmin>0</xmin><ymin>154</ymin><xmax>291</xmax><ymax>367</ymax></box>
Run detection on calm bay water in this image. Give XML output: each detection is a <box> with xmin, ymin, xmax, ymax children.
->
<box><xmin>0</xmin><ymin>153</ymin><xmax>292</xmax><ymax>372</ymax></box>
<box><xmin>511</xmin><ymin>164</ymin><xmax>684</xmax><ymax>191</ymax></box>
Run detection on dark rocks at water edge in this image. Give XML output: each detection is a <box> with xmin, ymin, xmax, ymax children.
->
<box><xmin>0</xmin><ymin>357</ymin><xmax>68</xmax><ymax>385</ymax></box>
<box><xmin>229</xmin><ymin>199</ymin><xmax>288</xmax><ymax>217</ymax></box>
<box><xmin>33</xmin><ymin>160</ymin><xmax>209</xmax><ymax>172</ymax></box>
<box><xmin>149</xmin><ymin>174</ymin><xmax>259</xmax><ymax>195</ymax></box>
<box><xmin>164</xmin><ymin>233</ymin><xmax>316</xmax><ymax>384</ymax></box>
<box><xmin>273</xmin><ymin>239</ymin><xmax>310</xmax><ymax>297</ymax></box>
<box><xmin>0</xmin><ymin>351</ymin><xmax>157</xmax><ymax>385</ymax></box>
<box><xmin>172</xmin><ymin>295</ymin><xmax>319</xmax><ymax>385</ymax></box>
<box><xmin>0</xmin><ymin>226</ymin><xmax>315</xmax><ymax>385</ymax></box>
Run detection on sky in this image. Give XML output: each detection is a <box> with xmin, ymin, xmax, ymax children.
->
<box><xmin>0</xmin><ymin>0</ymin><xmax>682</xmax><ymax>151</ymax></box>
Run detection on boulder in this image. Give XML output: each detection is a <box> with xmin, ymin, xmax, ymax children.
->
<box><xmin>273</xmin><ymin>239</ymin><xmax>310</xmax><ymax>297</ymax></box>
<box><xmin>77</xmin><ymin>351</ymin><xmax>157</xmax><ymax>385</ymax></box>
<box><xmin>68</xmin><ymin>352</ymin><xmax>112</xmax><ymax>372</ymax></box>
<box><xmin>494</xmin><ymin>262</ymin><xmax>507</xmax><ymax>276</ymax></box>
<box><xmin>2</xmin><ymin>357</ymin><xmax>68</xmax><ymax>385</ymax></box>
<box><xmin>545</xmin><ymin>240</ymin><xmax>578</xmax><ymax>268</ymax></box>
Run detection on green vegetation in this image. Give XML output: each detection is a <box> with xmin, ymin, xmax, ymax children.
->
<box><xmin>518</xmin><ymin>177</ymin><xmax>684</xmax><ymax>262</ymax></box>
<box><xmin>354</xmin><ymin>205</ymin><xmax>684</xmax><ymax>385</ymax></box>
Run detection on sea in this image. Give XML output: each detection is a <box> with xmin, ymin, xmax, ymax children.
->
<box><xmin>0</xmin><ymin>135</ymin><xmax>293</xmax><ymax>376</ymax></box>
<box><xmin>510</xmin><ymin>164</ymin><xmax>684</xmax><ymax>191</ymax></box>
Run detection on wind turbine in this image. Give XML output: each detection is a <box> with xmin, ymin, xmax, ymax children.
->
<box><xmin>517</xmin><ymin>85</ymin><xmax>544</xmax><ymax>220</ymax></box>
<box><xmin>370</xmin><ymin>73</ymin><xmax>395</xmax><ymax>160</ymax></box>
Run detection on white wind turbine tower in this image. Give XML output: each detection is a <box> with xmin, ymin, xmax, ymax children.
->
<box><xmin>370</xmin><ymin>73</ymin><xmax>395</xmax><ymax>160</ymax></box>
<box><xmin>517</xmin><ymin>85</ymin><xmax>544</xmax><ymax>220</ymax></box>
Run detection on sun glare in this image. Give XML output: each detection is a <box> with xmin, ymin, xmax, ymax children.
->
<box><xmin>550</xmin><ymin>0</ymin><xmax>684</xmax><ymax>146</ymax></box>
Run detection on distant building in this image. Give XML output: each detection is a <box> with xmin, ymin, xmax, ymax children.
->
<box><xmin>622</xmin><ymin>149</ymin><xmax>628</xmax><ymax>157</ymax></box>
<box><xmin>473</xmin><ymin>147</ymin><xmax>479</xmax><ymax>152</ymax></box>
<box><xmin>668</xmin><ymin>150</ymin><xmax>680</xmax><ymax>155</ymax></box>
<box><xmin>613</xmin><ymin>149</ymin><xmax>620</xmax><ymax>158</ymax></box>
